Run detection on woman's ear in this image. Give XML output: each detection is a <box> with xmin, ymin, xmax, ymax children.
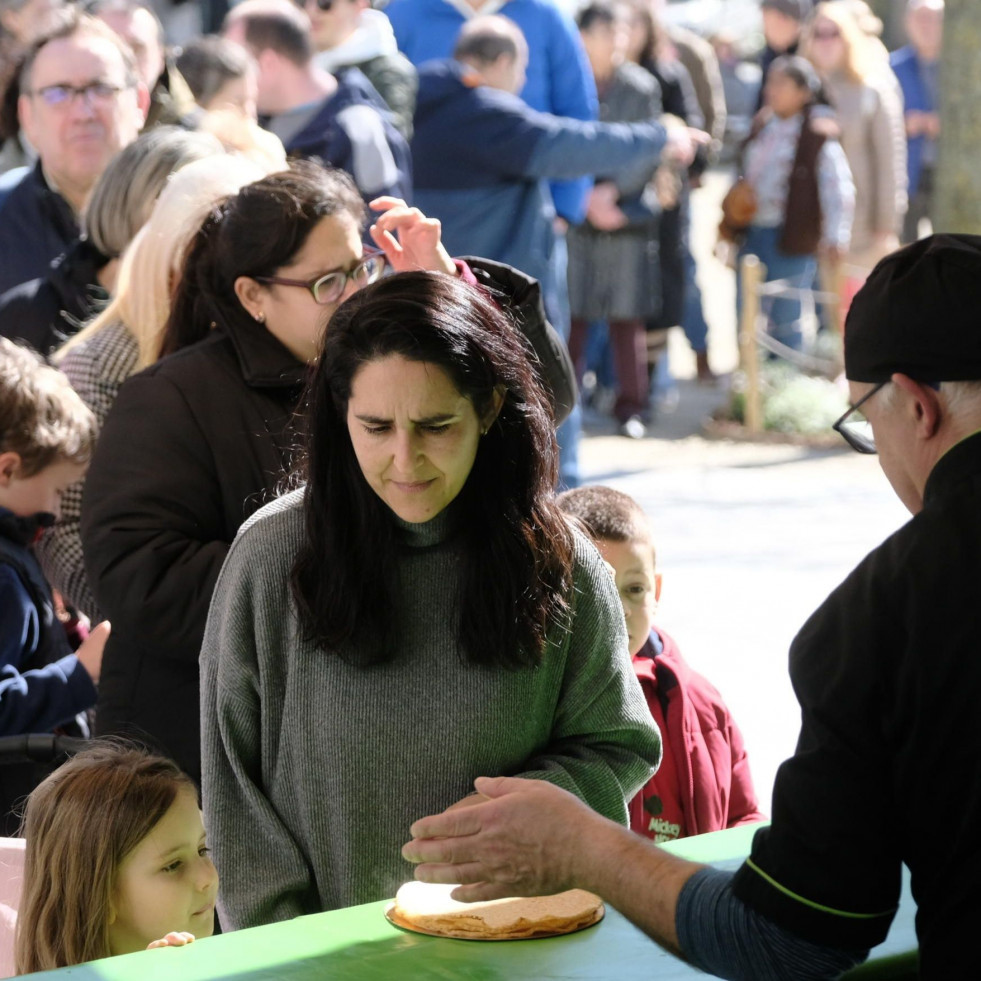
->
<box><xmin>233</xmin><ymin>276</ymin><xmax>265</xmax><ymax>322</ymax></box>
<box><xmin>481</xmin><ymin>385</ymin><xmax>507</xmax><ymax>433</ymax></box>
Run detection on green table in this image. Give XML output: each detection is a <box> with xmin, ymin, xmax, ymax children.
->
<box><xmin>26</xmin><ymin>825</ymin><xmax>917</xmax><ymax>979</ymax></box>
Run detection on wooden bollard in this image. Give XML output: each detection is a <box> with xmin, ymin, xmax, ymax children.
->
<box><xmin>739</xmin><ymin>254</ymin><xmax>765</xmax><ymax>435</ymax></box>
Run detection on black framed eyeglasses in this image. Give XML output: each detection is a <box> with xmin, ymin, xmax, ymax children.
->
<box><xmin>255</xmin><ymin>250</ymin><xmax>386</xmax><ymax>306</ymax></box>
<box><xmin>832</xmin><ymin>380</ymin><xmax>889</xmax><ymax>454</ymax></box>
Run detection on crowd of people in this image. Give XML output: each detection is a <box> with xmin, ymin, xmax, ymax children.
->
<box><xmin>0</xmin><ymin>0</ymin><xmax>975</xmax><ymax>979</ymax></box>
<box><xmin>730</xmin><ymin>0</ymin><xmax>942</xmax><ymax>347</ymax></box>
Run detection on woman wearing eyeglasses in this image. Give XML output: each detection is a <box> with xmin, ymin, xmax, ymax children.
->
<box><xmin>79</xmin><ymin>160</ymin><xmax>575</xmax><ymax>784</ymax></box>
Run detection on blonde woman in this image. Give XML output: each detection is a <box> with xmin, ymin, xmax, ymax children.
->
<box><xmin>801</xmin><ymin>1</ymin><xmax>906</xmax><ymax>289</ymax></box>
<box><xmin>37</xmin><ymin>154</ymin><xmax>270</xmax><ymax>619</ymax></box>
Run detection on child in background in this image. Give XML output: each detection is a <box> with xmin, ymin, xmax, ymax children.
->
<box><xmin>557</xmin><ymin>485</ymin><xmax>765</xmax><ymax>842</ymax></box>
<box><xmin>736</xmin><ymin>54</ymin><xmax>854</xmax><ymax>351</ymax></box>
<box><xmin>0</xmin><ymin>338</ymin><xmax>107</xmax><ymax>737</ymax></box>
<box><xmin>15</xmin><ymin>741</ymin><xmax>218</xmax><ymax>973</ymax></box>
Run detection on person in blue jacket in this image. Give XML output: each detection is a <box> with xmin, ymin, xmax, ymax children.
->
<box><xmin>889</xmin><ymin>0</ymin><xmax>943</xmax><ymax>244</ymax></box>
<box><xmin>386</xmin><ymin>0</ymin><xmax>596</xmax><ymax>227</ymax></box>
<box><xmin>0</xmin><ymin>338</ymin><xmax>107</xmax><ymax>739</ymax></box>
<box><xmin>411</xmin><ymin>16</ymin><xmax>698</xmax><ymax>344</ymax></box>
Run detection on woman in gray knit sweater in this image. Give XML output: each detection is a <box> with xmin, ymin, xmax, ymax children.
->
<box><xmin>201</xmin><ymin>271</ymin><xmax>660</xmax><ymax>929</ymax></box>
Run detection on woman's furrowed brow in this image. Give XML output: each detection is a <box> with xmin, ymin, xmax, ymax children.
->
<box><xmin>352</xmin><ymin>412</ymin><xmax>459</xmax><ymax>425</ymax></box>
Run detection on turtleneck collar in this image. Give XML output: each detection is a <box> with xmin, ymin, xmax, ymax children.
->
<box><xmin>392</xmin><ymin>500</ymin><xmax>461</xmax><ymax>548</ymax></box>
<box><xmin>0</xmin><ymin>507</ymin><xmax>55</xmax><ymax>546</ymax></box>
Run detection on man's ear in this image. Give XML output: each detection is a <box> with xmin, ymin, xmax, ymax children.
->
<box><xmin>0</xmin><ymin>451</ymin><xmax>21</xmax><ymax>486</ymax></box>
<box><xmin>135</xmin><ymin>80</ymin><xmax>151</xmax><ymax>124</ymax></box>
<box><xmin>892</xmin><ymin>372</ymin><xmax>941</xmax><ymax>439</ymax></box>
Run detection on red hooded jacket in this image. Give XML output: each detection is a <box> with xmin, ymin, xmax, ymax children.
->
<box><xmin>629</xmin><ymin>628</ymin><xmax>766</xmax><ymax>839</ymax></box>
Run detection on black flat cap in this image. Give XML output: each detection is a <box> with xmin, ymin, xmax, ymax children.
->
<box><xmin>844</xmin><ymin>234</ymin><xmax>981</xmax><ymax>383</ymax></box>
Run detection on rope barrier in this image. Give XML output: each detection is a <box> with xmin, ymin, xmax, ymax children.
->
<box><xmin>754</xmin><ymin>327</ymin><xmax>840</xmax><ymax>375</ymax></box>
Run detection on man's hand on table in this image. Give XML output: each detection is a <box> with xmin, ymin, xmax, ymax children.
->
<box><xmin>403</xmin><ymin>776</ymin><xmax>612</xmax><ymax>901</ymax></box>
<box><xmin>403</xmin><ymin>774</ymin><xmax>704</xmax><ymax>956</ymax></box>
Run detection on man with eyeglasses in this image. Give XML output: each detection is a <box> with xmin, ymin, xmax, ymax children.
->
<box><xmin>0</xmin><ymin>9</ymin><xmax>148</xmax><ymax>296</ymax></box>
<box><xmin>223</xmin><ymin>0</ymin><xmax>411</xmax><ymax>208</ymax></box>
<box><xmin>403</xmin><ymin>234</ymin><xmax>981</xmax><ymax>979</ymax></box>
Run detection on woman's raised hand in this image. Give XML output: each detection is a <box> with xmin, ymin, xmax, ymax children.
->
<box><xmin>369</xmin><ymin>198</ymin><xmax>458</xmax><ymax>276</ymax></box>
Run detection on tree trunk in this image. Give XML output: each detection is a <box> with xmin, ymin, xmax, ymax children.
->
<box><xmin>932</xmin><ymin>0</ymin><xmax>981</xmax><ymax>232</ymax></box>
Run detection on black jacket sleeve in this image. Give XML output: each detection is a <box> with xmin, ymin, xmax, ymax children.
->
<box><xmin>460</xmin><ymin>256</ymin><xmax>577</xmax><ymax>425</ymax></box>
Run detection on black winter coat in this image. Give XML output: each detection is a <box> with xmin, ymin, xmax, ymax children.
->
<box><xmin>0</xmin><ymin>238</ymin><xmax>109</xmax><ymax>356</ymax></box>
<box><xmin>0</xmin><ymin>163</ymin><xmax>79</xmax><ymax>297</ymax></box>
<box><xmin>80</xmin><ymin>258</ymin><xmax>574</xmax><ymax>781</ymax></box>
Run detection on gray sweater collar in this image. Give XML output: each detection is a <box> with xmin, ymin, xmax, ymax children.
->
<box><xmin>393</xmin><ymin>503</ymin><xmax>459</xmax><ymax>548</ymax></box>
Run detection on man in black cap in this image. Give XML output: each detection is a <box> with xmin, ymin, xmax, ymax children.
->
<box><xmin>403</xmin><ymin>233</ymin><xmax>981</xmax><ymax>979</ymax></box>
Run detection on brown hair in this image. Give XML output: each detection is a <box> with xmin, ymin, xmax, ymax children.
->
<box><xmin>0</xmin><ymin>337</ymin><xmax>96</xmax><ymax>477</ymax></box>
<box><xmin>557</xmin><ymin>485</ymin><xmax>656</xmax><ymax>567</ymax></box>
<box><xmin>224</xmin><ymin>0</ymin><xmax>313</xmax><ymax>68</ymax></box>
<box><xmin>15</xmin><ymin>742</ymin><xmax>196</xmax><ymax>974</ymax></box>
<box><xmin>176</xmin><ymin>34</ymin><xmax>255</xmax><ymax>108</ymax></box>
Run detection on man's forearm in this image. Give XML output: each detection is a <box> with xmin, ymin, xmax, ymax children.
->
<box><xmin>574</xmin><ymin>818</ymin><xmax>705</xmax><ymax>956</ymax></box>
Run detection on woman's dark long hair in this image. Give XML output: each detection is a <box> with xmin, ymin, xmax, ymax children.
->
<box><xmin>290</xmin><ymin>271</ymin><xmax>575</xmax><ymax>670</ymax></box>
<box><xmin>157</xmin><ymin>159</ymin><xmax>366</xmax><ymax>359</ymax></box>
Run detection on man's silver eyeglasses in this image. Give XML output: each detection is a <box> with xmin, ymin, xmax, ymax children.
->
<box><xmin>29</xmin><ymin>81</ymin><xmax>127</xmax><ymax>108</ymax></box>
<box><xmin>832</xmin><ymin>380</ymin><xmax>889</xmax><ymax>454</ymax></box>
<box><xmin>255</xmin><ymin>250</ymin><xmax>387</xmax><ymax>306</ymax></box>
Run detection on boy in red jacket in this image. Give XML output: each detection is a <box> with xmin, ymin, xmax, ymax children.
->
<box><xmin>558</xmin><ymin>485</ymin><xmax>765</xmax><ymax>841</ymax></box>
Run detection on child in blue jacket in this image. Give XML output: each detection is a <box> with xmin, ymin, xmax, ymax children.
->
<box><xmin>0</xmin><ymin>337</ymin><xmax>106</xmax><ymax>737</ymax></box>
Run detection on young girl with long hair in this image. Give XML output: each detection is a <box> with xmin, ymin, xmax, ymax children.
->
<box><xmin>201</xmin><ymin>270</ymin><xmax>657</xmax><ymax>929</ymax></box>
<box><xmin>15</xmin><ymin>742</ymin><xmax>217</xmax><ymax>973</ymax></box>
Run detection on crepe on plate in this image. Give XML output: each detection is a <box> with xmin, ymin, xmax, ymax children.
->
<box><xmin>387</xmin><ymin>881</ymin><xmax>604</xmax><ymax>940</ymax></box>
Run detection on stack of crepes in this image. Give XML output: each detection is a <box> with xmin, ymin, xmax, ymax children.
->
<box><xmin>388</xmin><ymin>881</ymin><xmax>604</xmax><ymax>940</ymax></box>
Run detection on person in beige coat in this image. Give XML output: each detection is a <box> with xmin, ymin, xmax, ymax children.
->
<box><xmin>801</xmin><ymin>1</ymin><xmax>906</xmax><ymax>288</ymax></box>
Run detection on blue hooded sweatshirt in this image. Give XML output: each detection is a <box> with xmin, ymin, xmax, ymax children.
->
<box><xmin>411</xmin><ymin>60</ymin><xmax>666</xmax><ymax>319</ymax></box>
<box><xmin>385</xmin><ymin>0</ymin><xmax>597</xmax><ymax>224</ymax></box>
